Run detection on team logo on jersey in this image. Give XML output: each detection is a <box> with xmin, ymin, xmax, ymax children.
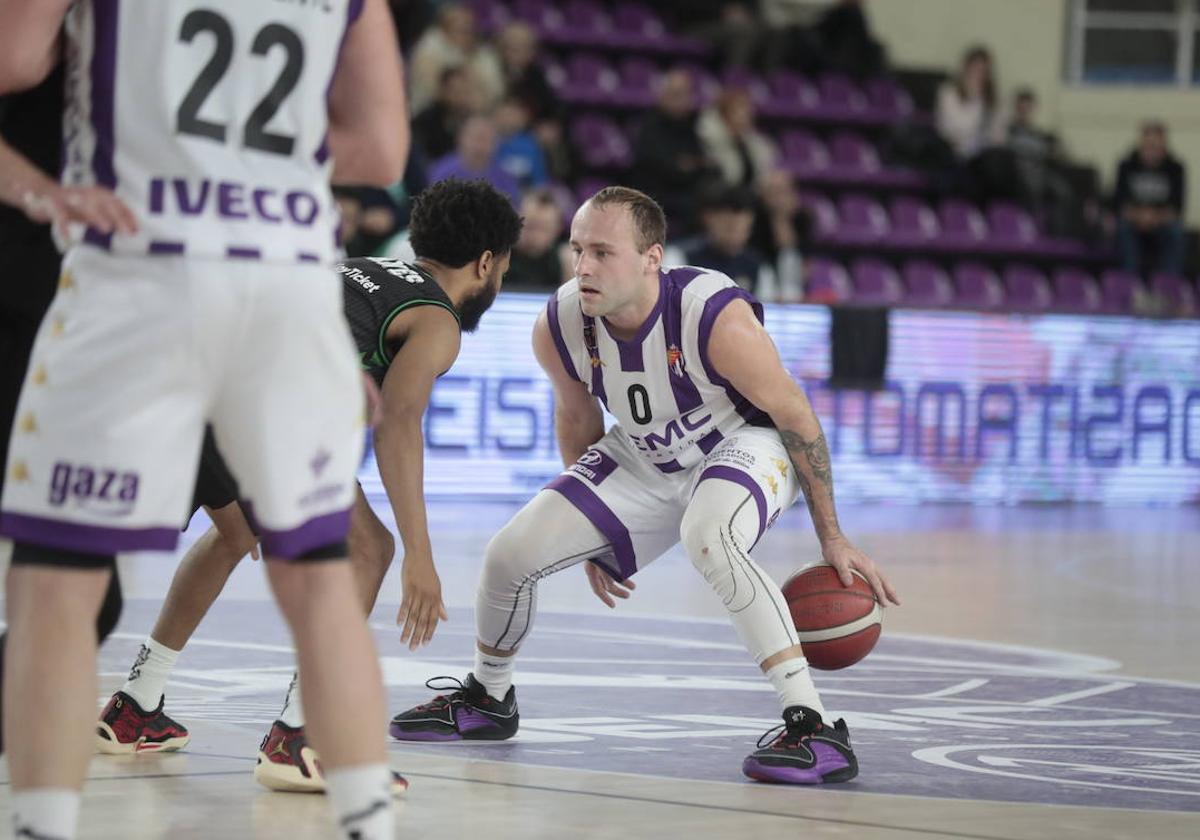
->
<box><xmin>666</xmin><ymin>345</ymin><xmax>685</xmax><ymax>377</ymax></box>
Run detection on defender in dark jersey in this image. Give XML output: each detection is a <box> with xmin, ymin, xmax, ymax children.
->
<box><xmin>97</xmin><ymin>179</ymin><xmax>522</xmax><ymax>793</ymax></box>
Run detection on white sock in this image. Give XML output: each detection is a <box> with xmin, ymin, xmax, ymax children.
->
<box><xmin>12</xmin><ymin>788</ymin><xmax>80</xmax><ymax>840</ymax></box>
<box><xmin>279</xmin><ymin>671</ymin><xmax>305</xmax><ymax>728</ymax></box>
<box><xmin>765</xmin><ymin>657</ymin><xmax>827</xmax><ymax>719</ymax></box>
<box><xmin>325</xmin><ymin>763</ymin><xmax>394</xmax><ymax>840</ymax></box>
<box><xmin>473</xmin><ymin>648</ymin><xmax>514</xmax><ymax>701</ymax></box>
<box><xmin>121</xmin><ymin>638</ymin><xmax>180</xmax><ymax>711</ymax></box>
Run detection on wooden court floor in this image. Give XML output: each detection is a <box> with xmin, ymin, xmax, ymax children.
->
<box><xmin>2</xmin><ymin>501</ymin><xmax>1198</xmax><ymax>838</ymax></box>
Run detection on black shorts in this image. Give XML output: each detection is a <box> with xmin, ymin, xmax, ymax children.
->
<box><xmin>189</xmin><ymin>425</ymin><xmax>241</xmax><ymax>519</ymax></box>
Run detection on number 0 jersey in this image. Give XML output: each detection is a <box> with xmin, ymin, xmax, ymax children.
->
<box><xmin>62</xmin><ymin>0</ymin><xmax>363</xmax><ymax>264</ymax></box>
<box><xmin>546</xmin><ymin>266</ymin><xmax>775</xmax><ymax>474</ymax></box>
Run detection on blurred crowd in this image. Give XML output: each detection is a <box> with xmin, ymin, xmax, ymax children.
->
<box><xmin>343</xmin><ymin>0</ymin><xmax>1189</xmax><ymax>311</ymax></box>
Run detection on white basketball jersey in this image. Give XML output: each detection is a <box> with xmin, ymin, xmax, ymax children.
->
<box><xmin>547</xmin><ymin>266</ymin><xmax>775</xmax><ymax>473</ymax></box>
<box><xmin>62</xmin><ymin>0</ymin><xmax>362</xmax><ymax>264</ymax></box>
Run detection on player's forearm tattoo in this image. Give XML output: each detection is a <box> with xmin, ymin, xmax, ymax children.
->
<box><xmin>779</xmin><ymin>429</ymin><xmax>839</xmax><ymax>531</ymax></box>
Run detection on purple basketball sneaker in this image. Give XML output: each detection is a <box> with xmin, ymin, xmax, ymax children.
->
<box><xmin>742</xmin><ymin>706</ymin><xmax>858</xmax><ymax>784</ymax></box>
<box><xmin>389</xmin><ymin>674</ymin><xmax>518</xmax><ymax>742</ymax></box>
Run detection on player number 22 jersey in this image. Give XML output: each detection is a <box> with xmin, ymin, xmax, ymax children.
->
<box><xmin>62</xmin><ymin>0</ymin><xmax>363</xmax><ymax>264</ymax></box>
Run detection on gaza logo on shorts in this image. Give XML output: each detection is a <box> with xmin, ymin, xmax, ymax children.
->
<box><xmin>48</xmin><ymin>462</ymin><xmax>139</xmax><ymax>516</ymax></box>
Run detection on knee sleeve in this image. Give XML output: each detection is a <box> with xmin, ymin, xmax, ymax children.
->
<box><xmin>10</xmin><ymin>542</ymin><xmax>114</xmax><ymax>569</ymax></box>
<box><xmin>681</xmin><ymin>481</ymin><xmax>798</xmax><ymax>664</ymax></box>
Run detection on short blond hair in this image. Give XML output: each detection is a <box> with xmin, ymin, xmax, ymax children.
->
<box><xmin>587</xmin><ymin>186</ymin><xmax>666</xmax><ymax>253</ymax></box>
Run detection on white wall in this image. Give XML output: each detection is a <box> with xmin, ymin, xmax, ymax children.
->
<box><xmin>866</xmin><ymin>0</ymin><xmax>1200</xmax><ymax>225</ymax></box>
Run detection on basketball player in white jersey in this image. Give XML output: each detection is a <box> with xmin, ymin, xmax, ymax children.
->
<box><xmin>391</xmin><ymin>187</ymin><xmax>901</xmax><ymax>784</ymax></box>
<box><xmin>0</xmin><ymin>2</ymin><xmax>406</xmax><ymax>838</ymax></box>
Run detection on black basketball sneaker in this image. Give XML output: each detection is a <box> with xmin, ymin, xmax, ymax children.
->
<box><xmin>742</xmin><ymin>705</ymin><xmax>858</xmax><ymax>784</ymax></box>
<box><xmin>389</xmin><ymin>674</ymin><xmax>518</xmax><ymax>742</ymax></box>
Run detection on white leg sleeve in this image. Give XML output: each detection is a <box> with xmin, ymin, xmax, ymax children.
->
<box><xmin>476</xmin><ymin>489</ymin><xmax>612</xmax><ymax>652</ymax></box>
<box><xmin>679</xmin><ymin>476</ymin><xmax>801</xmax><ymax>665</ymax></box>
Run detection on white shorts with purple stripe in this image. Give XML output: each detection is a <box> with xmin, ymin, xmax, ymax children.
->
<box><xmin>545</xmin><ymin>424</ymin><xmax>799</xmax><ymax>581</ymax></box>
<box><xmin>0</xmin><ymin>248</ymin><xmax>363</xmax><ymax>559</ymax></box>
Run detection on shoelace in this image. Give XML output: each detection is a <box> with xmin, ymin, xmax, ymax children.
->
<box><xmin>414</xmin><ymin>676</ymin><xmax>468</xmax><ymax>711</ymax></box>
<box><xmin>755</xmin><ymin>722</ymin><xmax>817</xmax><ymax>750</ymax></box>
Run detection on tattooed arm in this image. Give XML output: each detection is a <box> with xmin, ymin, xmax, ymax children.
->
<box><xmin>706</xmin><ymin>298</ymin><xmax>900</xmax><ymax>605</ymax></box>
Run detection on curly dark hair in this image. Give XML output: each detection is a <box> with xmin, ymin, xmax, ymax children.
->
<box><xmin>408</xmin><ymin>179</ymin><xmax>523</xmax><ymax>268</ymax></box>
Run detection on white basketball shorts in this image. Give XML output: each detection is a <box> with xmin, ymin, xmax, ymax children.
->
<box><xmin>0</xmin><ymin>247</ymin><xmax>362</xmax><ymax>558</ymax></box>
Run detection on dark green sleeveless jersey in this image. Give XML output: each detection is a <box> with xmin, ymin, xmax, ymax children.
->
<box><xmin>339</xmin><ymin>257</ymin><xmax>460</xmax><ymax>386</ymax></box>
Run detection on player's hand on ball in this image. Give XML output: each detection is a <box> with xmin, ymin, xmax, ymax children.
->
<box><xmin>820</xmin><ymin>535</ymin><xmax>900</xmax><ymax>607</ymax></box>
<box><xmin>585</xmin><ymin>560</ymin><xmax>636</xmax><ymax>608</ymax></box>
<box><xmin>398</xmin><ymin>556</ymin><xmax>449</xmax><ymax>650</ymax></box>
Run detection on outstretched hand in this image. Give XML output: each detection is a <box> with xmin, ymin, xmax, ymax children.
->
<box><xmin>585</xmin><ymin>560</ymin><xmax>636</xmax><ymax>608</ymax></box>
<box><xmin>397</xmin><ymin>557</ymin><xmax>449</xmax><ymax>650</ymax></box>
<box><xmin>820</xmin><ymin>535</ymin><xmax>900</xmax><ymax>607</ymax></box>
<box><xmin>23</xmin><ymin>184</ymin><xmax>137</xmax><ymax>239</ymax></box>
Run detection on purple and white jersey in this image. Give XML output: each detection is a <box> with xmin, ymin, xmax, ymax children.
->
<box><xmin>546</xmin><ymin>266</ymin><xmax>774</xmax><ymax>473</ymax></box>
<box><xmin>61</xmin><ymin>0</ymin><xmax>363</xmax><ymax>264</ymax></box>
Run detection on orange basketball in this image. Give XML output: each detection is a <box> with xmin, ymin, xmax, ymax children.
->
<box><xmin>782</xmin><ymin>564</ymin><xmax>881</xmax><ymax>670</ymax></box>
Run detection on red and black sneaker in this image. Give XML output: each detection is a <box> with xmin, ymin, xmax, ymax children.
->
<box><xmin>254</xmin><ymin>720</ymin><xmax>409</xmax><ymax>795</ymax></box>
<box><xmin>96</xmin><ymin>691</ymin><xmax>190</xmax><ymax>755</ymax></box>
<box><xmin>742</xmin><ymin>706</ymin><xmax>858</xmax><ymax>785</ymax></box>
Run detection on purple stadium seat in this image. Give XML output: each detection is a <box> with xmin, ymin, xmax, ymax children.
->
<box><xmin>779</xmin><ymin>130</ymin><xmax>831</xmax><ymax>179</ymax></box>
<box><xmin>541</xmin><ymin>56</ymin><xmax>566</xmax><ymax>94</ymax></box>
<box><xmin>575</xmin><ymin>176</ymin><xmax>609</xmax><ymax>205</ymax></box>
<box><xmin>540</xmin><ymin>0</ymin><xmax>612</xmax><ymax>46</ymax></box>
<box><xmin>953</xmin><ymin>262</ymin><xmax>1005</xmax><ymax>310</ymax></box>
<box><xmin>866</xmin><ymin>77</ymin><xmax>914</xmax><ymax>120</ymax></box>
<box><xmin>988</xmin><ymin>202</ymin><xmax>1039</xmax><ymax>251</ymax></box>
<box><xmin>513</xmin><ymin>0</ymin><xmax>560</xmax><ymax>33</ymax></box>
<box><xmin>797</xmin><ymin>192</ymin><xmax>838</xmax><ymax>242</ymax></box>
<box><xmin>1150</xmin><ymin>273</ymin><xmax>1197</xmax><ymax>316</ymax></box>
<box><xmin>902</xmin><ymin>260</ymin><xmax>954</xmax><ymax>308</ymax></box>
<box><xmin>817</xmin><ymin>73</ymin><xmax>867</xmax><ymax>119</ymax></box>
<box><xmin>829</xmin><ymin>132</ymin><xmax>880</xmax><ymax>179</ymax></box>
<box><xmin>938</xmin><ymin>199</ymin><xmax>989</xmax><ymax>250</ymax></box>
<box><xmin>836</xmin><ymin>194</ymin><xmax>890</xmax><ymax>245</ymax></box>
<box><xmin>850</xmin><ymin>258</ymin><xmax>904</xmax><ymax>305</ymax></box>
<box><xmin>1052</xmin><ymin>267</ymin><xmax>1101</xmax><ymax>314</ymax></box>
<box><xmin>616</xmin><ymin>57</ymin><xmax>659</xmax><ymax>108</ymax></box>
<box><xmin>721</xmin><ymin>67</ymin><xmax>770</xmax><ymax>108</ymax></box>
<box><xmin>888</xmin><ymin>196</ymin><xmax>940</xmax><ymax>247</ymax></box>
<box><xmin>612</xmin><ymin>3</ymin><xmax>664</xmax><ymax>47</ymax></box>
<box><xmin>569</xmin><ymin>115</ymin><xmax>631</xmax><ymax>169</ymax></box>
<box><xmin>562</xmin><ymin>54</ymin><xmax>619</xmax><ymax>105</ymax></box>
<box><xmin>805</xmin><ymin>257</ymin><xmax>851</xmax><ymax>304</ymax></box>
<box><xmin>1100</xmin><ymin>269</ymin><xmax>1138</xmax><ymax>315</ymax></box>
<box><xmin>761</xmin><ymin>70</ymin><xmax>820</xmax><ymax>118</ymax></box>
<box><xmin>468</xmin><ymin>0</ymin><xmax>510</xmax><ymax>33</ymax></box>
<box><xmin>1003</xmin><ymin>264</ymin><xmax>1052</xmax><ymax>312</ymax></box>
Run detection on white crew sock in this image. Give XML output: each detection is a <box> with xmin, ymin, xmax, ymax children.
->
<box><xmin>11</xmin><ymin>788</ymin><xmax>80</xmax><ymax>840</ymax></box>
<box><xmin>121</xmin><ymin>638</ymin><xmax>180</xmax><ymax>711</ymax></box>
<box><xmin>325</xmin><ymin>763</ymin><xmax>394</xmax><ymax>840</ymax></box>
<box><xmin>765</xmin><ymin>656</ymin><xmax>827</xmax><ymax>719</ymax></box>
<box><xmin>473</xmin><ymin>648</ymin><xmax>515</xmax><ymax>701</ymax></box>
<box><xmin>279</xmin><ymin>671</ymin><xmax>305</xmax><ymax>728</ymax></box>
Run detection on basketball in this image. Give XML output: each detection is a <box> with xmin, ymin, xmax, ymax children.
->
<box><xmin>783</xmin><ymin>564</ymin><xmax>882</xmax><ymax>670</ymax></box>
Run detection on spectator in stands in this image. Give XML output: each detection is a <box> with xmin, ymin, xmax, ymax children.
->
<box><xmin>428</xmin><ymin>113</ymin><xmax>521</xmax><ymax>206</ymax></box>
<box><xmin>633</xmin><ymin>69</ymin><xmax>714</xmax><ymax>233</ymax></box>
<box><xmin>497</xmin><ymin>22</ymin><xmax>559</xmax><ymax>124</ymax></box>
<box><xmin>698</xmin><ymin>87</ymin><xmax>778</xmax><ymax>188</ymax></box>
<box><xmin>936</xmin><ymin>46</ymin><xmax>1004</xmax><ymax>160</ymax></box>
<box><xmin>412</xmin><ymin>65</ymin><xmax>482</xmax><ymax>163</ymax></box>
<box><xmin>1005</xmin><ymin>88</ymin><xmax>1090</xmax><ymax>238</ymax></box>
<box><xmin>683</xmin><ymin>185</ymin><xmax>781</xmax><ymax>301</ymax></box>
<box><xmin>751</xmin><ymin>168</ymin><xmax>808</xmax><ymax>303</ymax></box>
<box><xmin>813</xmin><ymin>0</ymin><xmax>887</xmax><ymax>80</ymax></box>
<box><xmin>408</xmin><ymin>3</ymin><xmax>503</xmax><ymax>114</ymax></box>
<box><xmin>1114</xmin><ymin>121</ymin><xmax>1186</xmax><ymax>277</ymax></box>
<box><xmin>505</xmin><ymin>189</ymin><xmax>573</xmax><ymax>291</ymax></box>
<box><xmin>494</xmin><ymin>94</ymin><xmax>549</xmax><ymax>191</ymax></box>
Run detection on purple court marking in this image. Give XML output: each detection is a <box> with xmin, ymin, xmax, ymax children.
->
<box><xmin>99</xmin><ymin>601</ymin><xmax>1200</xmax><ymax>813</ymax></box>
